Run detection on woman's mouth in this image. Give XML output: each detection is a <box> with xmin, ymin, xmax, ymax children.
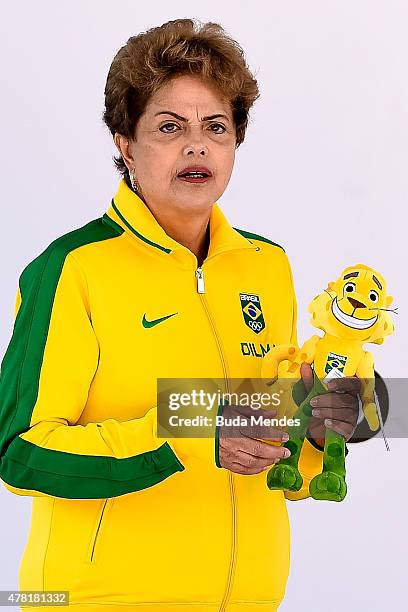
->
<box><xmin>177</xmin><ymin>167</ymin><xmax>212</xmax><ymax>184</ymax></box>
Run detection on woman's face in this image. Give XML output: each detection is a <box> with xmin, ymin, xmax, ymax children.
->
<box><xmin>117</xmin><ymin>74</ymin><xmax>237</xmax><ymax>215</ymax></box>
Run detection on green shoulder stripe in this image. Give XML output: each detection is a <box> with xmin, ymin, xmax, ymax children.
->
<box><xmin>0</xmin><ymin>217</ymin><xmax>183</xmax><ymax>499</ymax></box>
<box><xmin>233</xmin><ymin>227</ymin><xmax>285</xmax><ymax>252</ymax></box>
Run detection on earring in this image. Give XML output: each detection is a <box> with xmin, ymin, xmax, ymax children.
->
<box><xmin>130</xmin><ymin>168</ymin><xmax>140</xmax><ymax>193</ymax></box>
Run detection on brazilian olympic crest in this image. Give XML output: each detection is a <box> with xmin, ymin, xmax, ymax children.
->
<box><xmin>325</xmin><ymin>351</ymin><xmax>348</xmax><ymax>376</ymax></box>
<box><xmin>240</xmin><ymin>292</ymin><xmax>265</xmax><ymax>334</ymax></box>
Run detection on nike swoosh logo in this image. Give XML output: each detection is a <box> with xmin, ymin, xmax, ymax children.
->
<box><xmin>142</xmin><ymin>312</ymin><xmax>178</xmax><ymax>328</ymax></box>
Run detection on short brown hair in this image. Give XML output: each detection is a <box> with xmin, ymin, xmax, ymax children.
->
<box><xmin>103</xmin><ymin>18</ymin><xmax>260</xmax><ymax>187</ymax></box>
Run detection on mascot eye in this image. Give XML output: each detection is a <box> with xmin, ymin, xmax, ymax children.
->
<box><xmin>369</xmin><ymin>290</ymin><xmax>379</xmax><ymax>302</ymax></box>
<box><xmin>344</xmin><ymin>282</ymin><xmax>355</xmax><ymax>293</ymax></box>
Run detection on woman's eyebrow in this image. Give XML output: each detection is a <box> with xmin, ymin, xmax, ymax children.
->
<box><xmin>154</xmin><ymin>110</ymin><xmax>230</xmax><ymax>122</ymax></box>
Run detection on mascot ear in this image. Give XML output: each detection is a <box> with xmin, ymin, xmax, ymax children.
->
<box><xmin>386</xmin><ymin>295</ymin><xmax>393</xmax><ymax>307</ymax></box>
<box><xmin>327</xmin><ymin>282</ymin><xmax>335</xmax><ymax>290</ymax></box>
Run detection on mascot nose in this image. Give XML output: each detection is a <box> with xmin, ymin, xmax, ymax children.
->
<box><xmin>347</xmin><ymin>297</ymin><xmax>366</xmax><ymax>309</ymax></box>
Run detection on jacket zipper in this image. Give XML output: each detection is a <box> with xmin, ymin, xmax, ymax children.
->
<box><xmin>195</xmin><ymin>267</ymin><xmax>205</xmax><ymax>293</ymax></box>
<box><xmin>90</xmin><ymin>498</ymin><xmax>109</xmax><ymax>563</ymax></box>
<box><xmin>195</xmin><ymin>266</ymin><xmax>237</xmax><ymax>612</ymax></box>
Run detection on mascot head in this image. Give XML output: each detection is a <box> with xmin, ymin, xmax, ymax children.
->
<box><xmin>308</xmin><ymin>264</ymin><xmax>395</xmax><ymax>343</ymax></box>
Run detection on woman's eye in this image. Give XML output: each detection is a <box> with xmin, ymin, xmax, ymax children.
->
<box><xmin>159</xmin><ymin>122</ymin><xmax>226</xmax><ymax>134</ymax></box>
<box><xmin>344</xmin><ymin>282</ymin><xmax>356</xmax><ymax>293</ymax></box>
<box><xmin>159</xmin><ymin>123</ymin><xmax>179</xmax><ymax>133</ymax></box>
<box><xmin>209</xmin><ymin>123</ymin><xmax>226</xmax><ymax>133</ymax></box>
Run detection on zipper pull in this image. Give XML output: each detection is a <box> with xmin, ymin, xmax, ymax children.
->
<box><xmin>195</xmin><ymin>267</ymin><xmax>205</xmax><ymax>293</ymax></box>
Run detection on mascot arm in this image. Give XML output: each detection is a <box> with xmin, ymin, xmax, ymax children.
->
<box><xmin>286</xmin><ymin>335</ymin><xmax>320</xmax><ymax>374</ymax></box>
<box><xmin>261</xmin><ymin>336</ymin><xmax>320</xmax><ymax>381</ymax></box>
<box><xmin>356</xmin><ymin>351</ymin><xmax>379</xmax><ymax>431</ymax></box>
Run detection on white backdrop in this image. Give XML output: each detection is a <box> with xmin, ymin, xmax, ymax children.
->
<box><xmin>0</xmin><ymin>1</ymin><xmax>406</xmax><ymax>610</ymax></box>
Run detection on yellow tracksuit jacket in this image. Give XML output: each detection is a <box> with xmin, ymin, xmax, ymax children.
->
<box><xmin>0</xmin><ymin>179</ymin><xmax>324</xmax><ymax>612</ymax></box>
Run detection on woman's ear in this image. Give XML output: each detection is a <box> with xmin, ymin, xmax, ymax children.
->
<box><xmin>113</xmin><ymin>133</ymin><xmax>133</xmax><ymax>168</ymax></box>
<box><xmin>113</xmin><ymin>132</ymin><xmax>122</xmax><ymax>153</ymax></box>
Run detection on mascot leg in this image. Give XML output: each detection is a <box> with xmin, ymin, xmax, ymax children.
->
<box><xmin>267</xmin><ymin>370</ymin><xmax>327</xmax><ymax>492</ymax></box>
<box><xmin>309</xmin><ymin>427</ymin><xmax>347</xmax><ymax>501</ymax></box>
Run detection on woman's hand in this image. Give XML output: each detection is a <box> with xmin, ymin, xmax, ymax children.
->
<box><xmin>218</xmin><ymin>404</ymin><xmax>291</xmax><ymax>474</ymax></box>
<box><xmin>300</xmin><ymin>363</ymin><xmax>360</xmax><ymax>445</ymax></box>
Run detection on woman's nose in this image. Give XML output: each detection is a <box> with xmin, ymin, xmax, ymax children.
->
<box><xmin>184</xmin><ymin>145</ymin><xmax>207</xmax><ymax>155</ymax></box>
<box><xmin>183</xmin><ymin>128</ymin><xmax>209</xmax><ymax>156</ymax></box>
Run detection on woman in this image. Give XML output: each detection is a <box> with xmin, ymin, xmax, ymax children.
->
<box><xmin>0</xmin><ymin>19</ymin><xmax>359</xmax><ymax>612</ymax></box>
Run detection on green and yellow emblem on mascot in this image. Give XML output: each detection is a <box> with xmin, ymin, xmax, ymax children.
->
<box><xmin>261</xmin><ymin>264</ymin><xmax>396</xmax><ymax>502</ymax></box>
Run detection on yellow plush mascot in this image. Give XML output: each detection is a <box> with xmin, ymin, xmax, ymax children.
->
<box><xmin>261</xmin><ymin>264</ymin><xmax>395</xmax><ymax>501</ymax></box>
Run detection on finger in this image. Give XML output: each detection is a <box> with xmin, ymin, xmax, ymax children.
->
<box><xmin>238</xmin><ymin>420</ymin><xmax>289</xmax><ymax>441</ymax></box>
<box><xmin>227</xmin><ymin>461</ymin><xmax>272</xmax><ymax>475</ymax></box>
<box><xmin>243</xmin><ymin>431</ymin><xmax>289</xmax><ymax>442</ymax></box>
<box><xmin>311</xmin><ymin>407</ymin><xmax>357</xmax><ymax>423</ymax></box>
<box><xmin>232</xmin><ymin>448</ymin><xmax>288</xmax><ymax>472</ymax></box>
<box><xmin>324</xmin><ymin>419</ymin><xmax>355</xmax><ymax>440</ymax></box>
<box><xmin>225</xmin><ymin>406</ymin><xmax>281</xmax><ymax>438</ymax></box>
<box><xmin>310</xmin><ymin>393</ymin><xmax>358</xmax><ymax>410</ymax></box>
<box><xmin>233</xmin><ymin>404</ymin><xmax>278</xmax><ymax>417</ymax></box>
<box><xmin>300</xmin><ymin>362</ymin><xmax>314</xmax><ymax>394</ymax></box>
<box><xmin>219</xmin><ymin>406</ymin><xmax>278</xmax><ymax>439</ymax></box>
<box><xmin>233</xmin><ymin>450</ymin><xmax>280</xmax><ymax>470</ymax></box>
<box><xmin>327</xmin><ymin>376</ymin><xmax>361</xmax><ymax>396</ymax></box>
<box><xmin>238</xmin><ymin>416</ymin><xmax>289</xmax><ymax>442</ymax></box>
<box><xmin>233</xmin><ymin>437</ymin><xmax>291</xmax><ymax>461</ymax></box>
